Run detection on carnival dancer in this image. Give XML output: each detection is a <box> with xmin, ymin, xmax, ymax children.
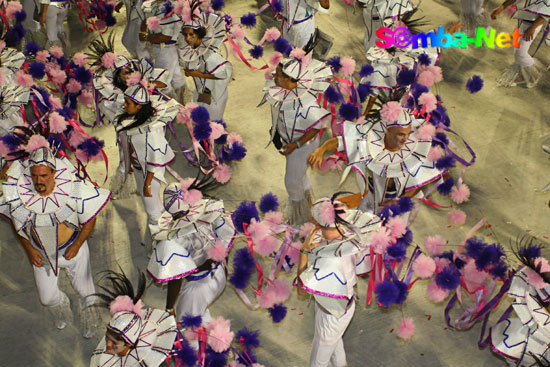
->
<box><xmin>22</xmin><ymin>0</ymin><xmax>41</xmax><ymax>43</ymax></box>
<box><xmin>39</xmin><ymin>0</ymin><xmax>70</xmax><ymax>50</ymax></box>
<box><xmin>297</xmin><ymin>195</ymin><xmax>381</xmax><ymax>367</ymax></box>
<box><xmin>0</xmin><ymin>147</ymin><xmax>111</xmax><ymax>337</ymax></box>
<box><xmin>147</xmin><ymin>182</ymin><xmax>235</xmax><ymax>321</ymax></box>
<box><xmin>308</xmin><ymin>106</ymin><xmax>444</xmax><ymax>218</ymax></box>
<box><xmin>461</xmin><ymin>0</ymin><xmax>489</xmax><ymax>35</ymax></box>
<box><xmin>117</xmin><ymin>0</ymin><xmax>149</xmax><ymax>59</ymax></box>
<box><xmin>140</xmin><ymin>0</ymin><xmax>186</xmax><ymax>103</ymax></box>
<box><xmin>179</xmin><ymin>11</ymin><xmax>232</xmax><ymax>120</ymax></box>
<box><xmin>281</xmin><ymin>0</ymin><xmax>330</xmax><ymax>48</ymax></box>
<box><xmin>490</xmin><ymin>242</ymin><xmax>550</xmax><ymax>365</ymax></box>
<box><xmin>115</xmin><ymin>84</ymin><xmax>178</xmax><ymax>226</ymax></box>
<box><xmin>491</xmin><ymin>0</ymin><xmax>550</xmax><ymax>88</ymax></box>
<box><xmin>90</xmin><ymin>270</ymin><xmax>177</xmax><ymax>367</ymax></box>
<box><xmin>357</xmin><ymin>0</ymin><xmax>413</xmax><ymax>53</ymax></box>
<box><xmin>260</xmin><ymin>50</ymin><xmax>332</xmax><ymax>225</ymax></box>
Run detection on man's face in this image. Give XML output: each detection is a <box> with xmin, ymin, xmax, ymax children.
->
<box><xmin>30</xmin><ymin>164</ymin><xmax>56</xmax><ymax>196</ymax></box>
<box><xmin>183</xmin><ymin>28</ymin><xmax>201</xmax><ymax>48</ymax></box>
<box><xmin>105</xmin><ymin>329</ymin><xmax>131</xmax><ymax>356</ymax></box>
<box><xmin>386</xmin><ymin>125</ymin><xmax>412</xmax><ymax>149</ymax></box>
<box><xmin>274</xmin><ymin>65</ymin><xmax>294</xmax><ymax>90</ymax></box>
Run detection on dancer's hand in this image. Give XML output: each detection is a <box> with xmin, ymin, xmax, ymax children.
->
<box><xmin>307</xmin><ymin>147</ymin><xmax>325</xmax><ymax>169</ymax></box>
<box><xmin>524</xmin><ymin>25</ymin><xmax>537</xmax><ymax>41</ymax></box>
<box><xmin>26</xmin><ymin>246</ymin><xmax>44</xmax><ymax>267</ymax></box>
<box><xmin>279</xmin><ymin>142</ymin><xmax>298</xmax><ymax>156</ymax></box>
<box><xmin>446</xmin><ymin>21</ymin><xmax>463</xmax><ymax>34</ymax></box>
<box><xmin>63</xmin><ymin>243</ymin><xmax>81</xmax><ymax>260</ymax></box>
<box><xmin>302</xmin><ymin>227</ymin><xmax>320</xmax><ymax>252</ymax></box>
<box><xmin>143</xmin><ymin>186</ymin><xmax>152</xmax><ymax>197</ymax></box>
<box><xmin>491</xmin><ymin>5</ymin><xmax>504</xmax><ymax>20</ymax></box>
<box><xmin>184</xmin><ymin>69</ymin><xmax>200</xmax><ymax>77</ymax></box>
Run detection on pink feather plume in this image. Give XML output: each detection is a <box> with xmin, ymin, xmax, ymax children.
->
<box><xmin>49</xmin><ymin>69</ymin><xmax>67</xmax><ymax>85</ymax></box>
<box><xmin>448</xmin><ymin>209</ymin><xmax>467</xmax><ymax>226</ymax></box>
<box><xmin>256</xmin><ymin>235</ymin><xmax>279</xmax><ymax>256</ymax></box>
<box><xmin>380</xmin><ymin>101</ymin><xmax>402</xmax><ymax>122</ymax></box>
<box><xmin>387</xmin><ymin>216</ymin><xmax>407</xmax><ymax>238</ymax></box>
<box><xmin>109</xmin><ymin>295</ymin><xmax>135</xmax><ymax>315</ymax></box>
<box><xmin>206</xmin><ymin>317</ymin><xmax>234</xmax><ymax>353</ymax></box>
<box><xmin>101</xmin><ymin>52</ymin><xmax>117</xmax><ymax>68</ymax></box>
<box><xmin>424</xmin><ymin>235</ymin><xmax>445</xmax><ymax>255</ymax></box>
<box><xmin>24</xmin><ymin>135</ymin><xmax>49</xmax><ymax>153</ymax></box>
<box><xmin>15</xmin><ymin>71</ymin><xmax>34</xmax><ymax>87</ymax></box>
<box><xmin>126</xmin><ymin>71</ymin><xmax>143</xmax><ymax>86</ymax></box>
<box><xmin>66</xmin><ymin>79</ymin><xmax>82</xmax><ymax>93</ymax></box>
<box><xmin>263</xmin><ymin>27</ymin><xmax>281</xmax><ymax>43</ymax></box>
<box><xmin>269</xmin><ymin>52</ymin><xmax>283</xmax><ymax>66</ymax></box>
<box><xmin>418</xmin><ymin>93</ymin><xmax>437</xmax><ymax>112</ymax></box>
<box><xmin>427</xmin><ymin>146</ymin><xmax>445</xmax><ymax>162</ymax></box>
<box><xmin>208</xmin><ymin>240</ymin><xmax>228</xmax><ymax>262</ymax></box>
<box><xmin>210</xmin><ymin>122</ymin><xmax>226</xmax><ymax>140</ymax></box>
<box><xmin>230</xmin><ymin>25</ymin><xmax>246</xmax><ymax>41</ymax></box>
<box><xmin>426</xmin><ymin>66</ymin><xmax>443</xmax><ymax>83</ymax></box>
<box><xmin>450</xmin><ymin>183</ymin><xmax>470</xmax><ymax>204</ymax></box>
<box><xmin>290</xmin><ymin>48</ymin><xmax>306</xmax><ymax>60</ymax></box>
<box><xmin>227</xmin><ymin>132</ymin><xmax>243</xmax><ymax>145</ymax></box>
<box><xmin>78</xmin><ymin>90</ymin><xmax>94</xmax><ymax>106</ymax></box>
<box><xmin>370</xmin><ymin>226</ymin><xmax>392</xmax><ymax>254</ymax></box>
<box><xmin>416</xmin><ymin>123</ymin><xmax>436</xmax><ymax>140</ymax></box>
<box><xmin>36</xmin><ymin>50</ymin><xmax>50</xmax><ymax>63</ymax></box>
<box><xmin>340</xmin><ymin>57</ymin><xmax>356</xmax><ymax>76</ymax></box>
<box><xmin>397</xmin><ymin>318</ymin><xmax>416</xmax><ymax>341</ymax></box>
<box><xmin>248</xmin><ymin>219</ymin><xmax>270</xmax><ymax>242</ymax></box>
<box><xmin>417</xmin><ymin>70</ymin><xmax>436</xmax><ymax>87</ymax></box>
<box><xmin>413</xmin><ymin>254</ymin><xmax>436</xmax><ymax>279</ymax></box>
<box><xmin>183</xmin><ymin>189</ymin><xmax>203</xmax><ymax>205</ymax></box>
<box><xmin>264</xmin><ymin>211</ymin><xmax>284</xmax><ymax>225</ymax></box>
<box><xmin>213</xmin><ymin>164</ymin><xmax>232</xmax><ymax>184</ymax></box>
<box><xmin>48</xmin><ymin>112</ymin><xmax>68</xmax><ymax>133</ymax></box>
<box><xmin>146</xmin><ymin>16</ymin><xmax>160</xmax><ymax>31</ymax></box>
<box><xmin>426</xmin><ymin>281</ymin><xmax>450</xmax><ymax>303</ymax></box>
<box><xmin>49</xmin><ymin>46</ymin><xmax>64</xmax><ymax>58</ymax></box>
<box><xmin>73</xmin><ymin>52</ymin><xmax>89</xmax><ymax>67</ymax></box>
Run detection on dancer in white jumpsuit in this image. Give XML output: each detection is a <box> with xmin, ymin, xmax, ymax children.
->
<box><xmin>261</xmin><ymin>55</ymin><xmax>332</xmax><ymax>224</ymax></box>
<box><xmin>120</xmin><ymin>0</ymin><xmax>149</xmax><ymax>58</ymax></box>
<box><xmin>281</xmin><ymin>0</ymin><xmax>330</xmax><ymax>48</ymax></box>
<box><xmin>0</xmin><ymin>147</ymin><xmax>111</xmax><ymax>337</ymax></box>
<box><xmin>39</xmin><ymin>0</ymin><xmax>70</xmax><ymax>49</ymax></box>
<box><xmin>147</xmin><ymin>182</ymin><xmax>235</xmax><ymax>321</ymax></box>
<box><xmin>298</xmin><ymin>196</ymin><xmax>381</xmax><ymax>367</ymax></box>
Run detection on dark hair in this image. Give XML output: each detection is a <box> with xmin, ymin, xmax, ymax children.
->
<box><xmin>183</xmin><ymin>26</ymin><xmax>207</xmax><ymax>40</ymax></box>
<box><xmin>117</xmin><ymin>101</ymin><xmax>157</xmax><ymax>132</ymax></box>
<box><xmin>513</xmin><ymin>236</ymin><xmax>550</xmax><ymax>307</ymax></box>
<box><xmin>312</xmin><ymin>191</ymin><xmax>353</xmax><ymax>237</ymax></box>
<box><xmin>113</xmin><ymin>68</ymin><xmax>128</xmax><ymax>91</ymax></box>
<box><xmin>90</xmin><ymin>268</ymin><xmax>147</xmax><ymax>309</ymax></box>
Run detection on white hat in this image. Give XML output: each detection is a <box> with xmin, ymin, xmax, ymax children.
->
<box><xmin>124</xmin><ymin>85</ymin><xmax>150</xmax><ymax>105</ymax></box>
<box><xmin>28</xmin><ymin>147</ymin><xmax>56</xmax><ymax>169</ymax></box>
<box><xmin>114</xmin><ymin>55</ymin><xmax>131</xmax><ymax>70</ymax></box>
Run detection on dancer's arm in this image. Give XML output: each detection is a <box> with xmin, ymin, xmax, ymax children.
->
<box><xmin>524</xmin><ymin>16</ymin><xmax>545</xmax><ymax>41</ymax></box>
<box><xmin>297</xmin><ymin>228</ymin><xmax>319</xmax><ymax>296</ymax></box>
<box><xmin>64</xmin><ymin>217</ymin><xmax>97</xmax><ymax>260</ymax></box>
<box><xmin>491</xmin><ymin>0</ymin><xmax>517</xmax><ymax>19</ymax></box>
<box><xmin>307</xmin><ymin>137</ymin><xmax>338</xmax><ymax>169</ymax></box>
<box><xmin>280</xmin><ymin>128</ymin><xmax>320</xmax><ymax>156</ymax></box>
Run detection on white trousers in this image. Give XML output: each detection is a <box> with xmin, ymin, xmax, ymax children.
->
<box><xmin>122</xmin><ymin>18</ymin><xmax>149</xmax><ymax>59</ymax></box>
<box><xmin>515</xmin><ymin>21</ymin><xmax>543</xmax><ymax>67</ymax></box>
<box><xmin>45</xmin><ymin>5</ymin><xmax>68</xmax><ymax>42</ymax></box>
<box><xmin>362</xmin><ymin>10</ymin><xmax>384</xmax><ymax>53</ymax></box>
<box><xmin>150</xmin><ymin>45</ymin><xmax>186</xmax><ymax>95</ymax></box>
<box><xmin>22</xmin><ymin>0</ymin><xmax>40</xmax><ymax>32</ymax></box>
<box><xmin>283</xmin><ymin>18</ymin><xmax>316</xmax><ymax>48</ymax></box>
<box><xmin>176</xmin><ymin>266</ymin><xmax>226</xmax><ymax>323</ymax></box>
<box><xmin>310</xmin><ymin>301</ymin><xmax>355</xmax><ymax>367</ymax></box>
<box><xmin>32</xmin><ymin>241</ymin><xmax>95</xmax><ymax>307</ymax></box>
<box><xmin>285</xmin><ymin>137</ymin><xmax>319</xmax><ymax>201</ymax></box>
<box><xmin>133</xmin><ymin>171</ymin><xmax>163</xmax><ymax>225</ymax></box>
<box><xmin>193</xmin><ymin>88</ymin><xmax>228</xmax><ymax>121</ymax></box>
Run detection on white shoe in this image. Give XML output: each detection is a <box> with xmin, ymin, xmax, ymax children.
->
<box><xmin>48</xmin><ymin>293</ymin><xmax>72</xmax><ymax>330</ymax></box>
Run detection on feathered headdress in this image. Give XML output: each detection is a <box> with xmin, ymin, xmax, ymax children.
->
<box><xmin>311</xmin><ymin>192</ymin><xmax>352</xmax><ymax>229</ymax></box>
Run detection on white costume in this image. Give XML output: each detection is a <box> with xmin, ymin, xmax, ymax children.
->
<box><xmin>0</xmin><ymin>84</ymin><xmax>30</xmax><ymax>136</ymax></box>
<box><xmin>262</xmin><ymin>57</ymin><xmax>332</xmax><ymax>224</ymax></box>
<box><xmin>497</xmin><ymin>0</ymin><xmax>550</xmax><ymax>88</ymax></box>
<box><xmin>299</xmin><ymin>208</ymin><xmax>381</xmax><ymax>367</ymax></box>
<box><xmin>147</xmin><ymin>183</ymin><xmax>235</xmax><ymax>321</ymax></box>
<box><xmin>358</xmin><ymin>0</ymin><xmax>413</xmax><ymax>52</ymax></box>
<box><xmin>40</xmin><ymin>0</ymin><xmax>69</xmax><ymax>49</ymax></box>
<box><xmin>0</xmin><ymin>149</ymin><xmax>110</xmax><ymax>329</ymax></box>
<box><xmin>460</xmin><ymin>0</ymin><xmax>489</xmax><ymax>35</ymax></box>
<box><xmin>491</xmin><ymin>268</ymin><xmax>550</xmax><ymax>365</ymax></box>
<box><xmin>282</xmin><ymin>0</ymin><xmax>328</xmax><ymax>48</ymax></box>
<box><xmin>179</xmin><ymin>12</ymin><xmax>232</xmax><ymax>121</ymax></box>
<box><xmin>121</xmin><ymin>0</ymin><xmax>149</xmax><ymax>58</ymax></box>
<box><xmin>116</xmin><ymin>88</ymin><xmax>179</xmax><ymax>225</ymax></box>
<box><xmin>143</xmin><ymin>0</ymin><xmax>186</xmax><ymax>96</ymax></box>
<box><xmin>337</xmin><ymin>110</ymin><xmax>444</xmax><ymax>215</ymax></box>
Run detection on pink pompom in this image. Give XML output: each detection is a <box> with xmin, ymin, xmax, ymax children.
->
<box><xmin>256</xmin><ymin>236</ymin><xmax>278</xmax><ymax>256</ymax></box>
<box><xmin>287</xmin><ymin>244</ymin><xmax>300</xmax><ymax>264</ymax></box>
<box><xmin>462</xmin><ymin>259</ymin><xmax>486</xmax><ymax>289</ymax></box>
<box><xmin>413</xmin><ymin>254</ymin><xmax>436</xmax><ymax>279</ymax></box>
<box><xmin>299</xmin><ymin>222</ymin><xmax>315</xmax><ymax>238</ymax></box>
<box><xmin>397</xmin><ymin>318</ymin><xmax>416</xmax><ymax>341</ymax></box>
<box><xmin>252</xmin><ymin>364</ymin><xmax>266</xmax><ymax>367</ymax></box>
<box><xmin>370</xmin><ymin>226</ymin><xmax>392</xmax><ymax>254</ymax></box>
<box><xmin>146</xmin><ymin>16</ymin><xmax>160</xmax><ymax>31</ymax></box>
<box><xmin>208</xmin><ymin>240</ymin><xmax>228</xmax><ymax>262</ymax></box>
<box><xmin>101</xmin><ymin>52</ymin><xmax>116</xmax><ymax>68</ymax></box>
<box><xmin>66</xmin><ymin>79</ymin><xmax>82</xmax><ymax>93</ymax></box>
<box><xmin>126</xmin><ymin>71</ymin><xmax>142</xmax><ymax>86</ymax></box>
<box><xmin>264</xmin><ymin>211</ymin><xmax>284</xmax><ymax>225</ymax></box>
<box><xmin>48</xmin><ymin>112</ymin><xmax>68</xmax><ymax>133</ymax></box>
<box><xmin>227</xmin><ymin>132</ymin><xmax>243</xmax><ymax>145</ymax></box>
<box><xmin>526</xmin><ymin>268</ymin><xmax>547</xmax><ymax>289</ymax></box>
<box><xmin>49</xmin><ymin>95</ymin><xmax>62</xmax><ymax>109</ymax></box>
<box><xmin>109</xmin><ymin>295</ymin><xmax>135</xmax><ymax>315</ymax></box>
<box><xmin>434</xmin><ymin>257</ymin><xmax>451</xmax><ymax>270</ymax></box>
<box><xmin>230</xmin><ymin>25</ymin><xmax>246</xmax><ymax>41</ymax></box>
<box><xmin>15</xmin><ymin>71</ymin><xmax>34</xmax><ymax>87</ymax></box>
<box><xmin>213</xmin><ymin>164</ymin><xmax>232</xmax><ymax>184</ymax></box>
<box><xmin>179</xmin><ymin>177</ymin><xmax>194</xmax><ymax>190</ymax></box>
<box><xmin>424</xmin><ymin>235</ymin><xmax>445</xmax><ymax>256</ymax></box>
<box><xmin>505</xmin><ymin>4</ymin><xmax>517</xmax><ymax>16</ymax></box>
<box><xmin>263</xmin><ymin>27</ymin><xmax>281</xmax><ymax>42</ymax></box>
<box><xmin>73</xmin><ymin>52</ymin><xmax>88</xmax><ymax>67</ymax></box>
<box><xmin>380</xmin><ymin>101</ymin><xmax>402</xmax><ymax>123</ymax></box>
<box><xmin>417</xmin><ymin>70</ymin><xmax>435</xmax><ymax>87</ymax></box>
<box><xmin>426</xmin><ymin>66</ymin><xmax>443</xmax><ymax>83</ymax></box>
<box><xmin>36</xmin><ymin>50</ymin><xmax>50</xmax><ymax>63</ymax></box>
<box><xmin>418</xmin><ymin>93</ymin><xmax>437</xmax><ymax>112</ymax></box>
<box><xmin>290</xmin><ymin>48</ymin><xmax>306</xmax><ymax>60</ymax></box>
<box><xmin>183</xmin><ymin>189</ymin><xmax>203</xmax><ymax>205</ymax></box>
<box><xmin>427</xmin><ymin>281</ymin><xmax>449</xmax><ymax>303</ymax></box>
<box><xmin>391</xmin><ymin>20</ymin><xmax>406</xmax><ymax>30</ymax></box>
<box><xmin>210</xmin><ymin>122</ymin><xmax>226</xmax><ymax>140</ymax></box>
<box><xmin>319</xmin><ymin>157</ymin><xmax>344</xmax><ymax>172</ymax></box>
<box><xmin>49</xmin><ymin>46</ymin><xmax>64</xmax><ymax>58</ymax></box>
<box><xmin>416</xmin><ymin>124</ymin><xmax>436</xmax><ymax>140</ymax></box>
<box><xmin>95</xmin><ymin>19</ymin><xmax>106</xmax><ymax>30</ymax></box>
<box><xmin>387</xmin><ymin>216</ymin><xmax>406</xmax><ymax>238</ymax></box>
<box><xmin>0</xmin><ymin>140</ymin><xmax>10</xmax><ymax>155</ymax></box>
<box><xmin>450</xmin><ymin>183</ymin><xmax>470</xmax><ymax>204</ymax></box>
<box><xmin>340</xmin><ymin>56</ymin><xmax>356</xmax><ymax>76</ymax></box>
<box><xmin>24</xmin><ymin>135</ymin><xmax>49</xmax><ymax>153</ymax></box>
<box><xmin>133</xmin><ymin>299</ymin><xmax>145</xmax><ymax>317</ymax></box>
<box><xmin>174</xmin><ymin>0</ymin><xmax>189</xmax><ymax>18</ymax></box>
<box><xmin>78</xmin><ymin>90</ymin><xmax>94</xmax><ymax>106</ymax></box>
<box><xmin>6</xmin><ymin>1</ymin><xmax>22</xmax><ymax>20</ymax></box>
<box><xmin>68</xmin><ymin>131</ymin><xmax>86</xmax><ymax>148</ymax></box>
<box><xmin>427</xmin><ymin>146</ymin><xmax>445</xmax><ymax>162</ymax></box>
<box><xmin>271</xmin><ymin>278</ymin><xmax>291</xmax><ymax>303</ymax></box>
<box><xmin>257</xmin><ymin>289</ymin><xmax>276</xmax><ymax>308</ymax></box>
<box><xmin>535</xmin><ymin>257</ymin><xmax>550</xmax><ymax>273</ymax></box>
<box><xmin>184</xmin><ymin>328</ymin><xmax>198</xmax><ymax>341</ymax></box>
<box><xmin>448</xmin><ymin>209</ymin><xmax>467</xmax><ymax>226</ymax></box>
<box><xmin>269</xmin><ymin>52</ymin><xmax>283</xmax><ymax>67</ymax></box>
<box><xmin>206</xmin><ymin>317</ymin><xmax>234</xmax><ymax>353</ymax></box>
<box><xmin>316</xmin><ymin>200</ymin><xmax>335</xmax><ymax>226</ymax></box>
<box><xmin>50</xmin><ymin>69</ymin><xmax>67</xmax><ymax>85</ymax></box>
<box><xmin>248</xmin><ymin>219</ymin><xmax>270</xmax><ymax>242</ymax></box>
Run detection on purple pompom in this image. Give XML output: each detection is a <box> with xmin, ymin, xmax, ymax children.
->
<box><xmin>175</xmin><ymin>338</ymin><xmax>198</xmax><ymax>367</ymax></box>
<box><xmin>466</xmin><ymin>75</ymin><xmax>483</xmax><ymax>94</ymax></box>
<box><xmin>398</xmin><ymin>196</ymin><xmax>414</xmax><ymax>213</ymax></box>
<box><xmin>268</xmin><ymin>304</ymin><xmax>287</xmax><ymax>323</ymax></box>
<box><xmin>78</xmin><ymin>138</ymin><xmax>104</xmax><ymax>157</ymax></box>
<box><xmin>193</xmin><ymin>120</ymin><xmax>212</xmax><ymax>140</ymax></box>
<box><xmin>2</xmin><ymin>134</ymin><xmax>21</xmax><ymax>151</ymax></box>
<box><xmin>105</xmin><ymin>15</ymin><xmax>117</xmax><ymax>27</ymax></box>
<box><xmin>475</xmin><ymin>243</ymin><xmax>505</xmax><ymax>271</ymax></box>
<box><xmin>24</xmin><ymin>42</ymin><xmax>40</xmax><ymax>56</ymax></box>
<box><xmin>397</xmin><ymin>68</ymin><xmax>416</xmax><ymax>86</ymax></box>
<box><xmin>418</xmin><ymin>53</ymin><xmax>431</xmax><ymax>66</ymax></box>
<box><xmin>437</xmin><ymin>177</ymin><xmax>454</xmax><ymax>196</ymax></box>
<box><xmin>273</xmin><ymin>38</ymin><xmax>292</xmax><ymax>55</ymax></box>
<box><xmin>359</xmin><ymin>64</ymin><xmax>374</xmax><ymax>78</ymax></box>
<box><xmin>395</xmin><ymin>280</ymin><xmax>409</xmax><ymax>305</ymax></box>
<box><xmin>240</xmin><ymin>13</ymin><xmax>257</xmax><ymax>28</ymax></box>
<box><xmin>259</xmin><ymin>192</ymin><xmax>279</xmax><ymax>212</ymax></box>
<box><xmin>249</xmin><ymin>45</ymin><xmax>264</xmax><ymax>59</ymax></box>
<box><xmin>411</xmin><ymin>84</ymin><xmax>429</xmax><ymax>100</ymax></box>
<box><xmin>180</xmin><ymin>314</ymin><xmax>202</xmax><ymax>328</ymax></box>
<box><xmin>357</xmin><ymin>83</ymin><xmax>372</xmax><ymax>103</ymax></box>
<box><xmin>339</xmin><ymin>103</ymin><xmax>358</xmax><ymax>121</ymax></box>
<box><xmin>489</xmin><ymin>262</ymin><xmax>508</xmax><ymax>279</ymax></box>
<box><xmin>435</xmin><ymin>265</ymin><xmax>460</xmax><ymax>291</ymax></box>
<box><xmin>211</xmin><ymin>0</ymin><xmax>225</xmax><ymax>11</ymax></box>
<box><xmin>435</xmin><ymin>155</ymin><xmax>456</xmax><ymax>170</ymax></box>
<box><xmin>398</xmin><ymin>228</ymin><xmax>413</xmax><ymax>247</ymax></box>
<box><xmin>29</xmin><ymin>62</ymin><xmax>46</xmax><ymax>79</ymax></box>
<box><xmin>236</xmin><ymin>328</ymin><xmax>260</xmax><ymax>349</ymax></box>
<box><xmin>205</xmin><ymin>348</ymin><xmax>229</xmax><ymax>367</ymax></box>
<box><xmin>271</xmin><ymin>0</ymin><xmax>283</xmax><ymax>12</ymax></box>
<box><xmin>327</xmin><ymin>56</ymin><xmax>342</xmax><ymax>73</ymax></box>
<box><xmin>190</xmin><ymin>106</ymin><xmax>210</xmax><ymax>125</ymax></box>
<box><xmin>222</xmin><ymin>142</ymin><xmax>247</xmax><ymax>162</ymax></box>
<box><xmin>15</xmin><ymin>10</ymin><xmax>26</xmax><ymax>23</ymax></box>
<box><xmin>375</xmin><ymin>280</ymin><xmax>399</xmax><ymax>307</ymax></box>
<box><xmin>387</xmin><ymin>243</ymin><xmax>406</xmax><ymax>261</ymax></box>
<box><xmin>229</xmin><ymin>248</ymin><xmax>255</xmax><ymax>289</ymax></box>
<box><xmin>75</xmin><ymin>66</ymin><xmax>92</xmax><ymax>84</ymax></box>
<box><xmin>324</xmin><ymin>85</ymin><xmax>341</xmax><ymax>103</ymax></box>
<box><xmin>519</xmin><ymin>245</ymin><xmax>542</xmax><ymax>260</ymax></box>
<box><xmin>231</xmin><ymin>201</ymin><xmax>260</xmax><ymax>233</ymax></box>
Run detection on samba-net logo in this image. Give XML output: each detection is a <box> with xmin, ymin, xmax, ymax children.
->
<box><xmin>376</xmin><ymin>26</ymin><xmax>522</xmax><ymax>49</ymax></box>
